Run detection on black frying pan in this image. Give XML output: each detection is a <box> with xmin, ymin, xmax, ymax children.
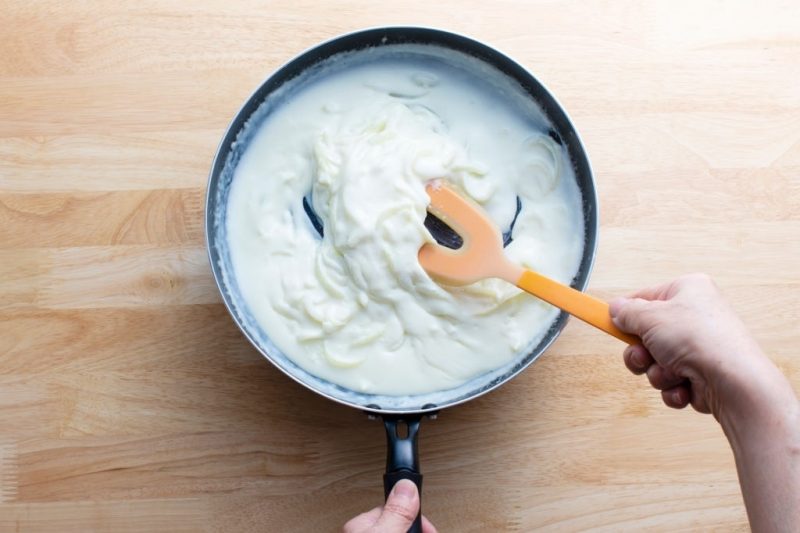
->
<box><xmin>205</xmin><ymin>27</ymin><xmax>598</xmax><ymax>532</ymax></box>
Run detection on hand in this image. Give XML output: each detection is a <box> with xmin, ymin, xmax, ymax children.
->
<box><xmin>609</xmin><ymin>273</ymin><xmax>780</xmax><ymax>419</ymax></box>
<box><xmin>343</xmin><ymin>480</ymin><xmax>437</xmax><ymax>533</ymax></box>
<box><xmin>610</xmin><ymin>273</ymin><xmax>800</xmax><ymax>532</ymax></box>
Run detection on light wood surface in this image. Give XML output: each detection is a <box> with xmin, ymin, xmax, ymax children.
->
<box><xmin>1</xmin><ymin>1</ymin><xmax>798</xmax><ymax>531</ymax></box>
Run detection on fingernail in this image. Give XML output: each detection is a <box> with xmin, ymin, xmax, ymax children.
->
<box><xmin>630</xmin><ymin>350</ymin><xmax>644</xmax><ymax>368</ymax></box>
<box><xmin>609</xmin><ymin>298</ymin><xmax>627</xmax><ymax>318</ymax></box>
<box><xmin>672</xmin><ymin>391</ymin><xmax>682</xmax><ymax>404</ymax></box>
<box><xmin>392</xmin><ymin>480</ymin><xmax>416</xmax><ymax>501</ymax></box>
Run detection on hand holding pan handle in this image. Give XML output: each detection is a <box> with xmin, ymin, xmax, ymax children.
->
<box><xmin>383</xmin><ymin>415</ymin><xmax>424</xmax><ymax>533</ymax></box>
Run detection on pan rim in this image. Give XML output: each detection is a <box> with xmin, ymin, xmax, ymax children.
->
<box><xmin>204</xmin><ymin>26</ymin><xmax>599</xmax><ymax>415</ymax></box>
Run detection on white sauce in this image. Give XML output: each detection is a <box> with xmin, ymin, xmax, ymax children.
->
<box><xmin>227</xmin><ymin>46</ymin><xmax>584</xmax><ymax>396</ymax></box>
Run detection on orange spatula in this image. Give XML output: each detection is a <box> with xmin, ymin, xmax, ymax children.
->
<box><xmin>419</xmin><ymin>181</ymin><xmax>638</xmax><ymax>344</ymax></box>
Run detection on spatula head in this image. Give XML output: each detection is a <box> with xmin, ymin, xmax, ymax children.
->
<box><xmin>419</xmin><ymin>181</ymin><xmax>521</xmax><ymax>286</ymax></box>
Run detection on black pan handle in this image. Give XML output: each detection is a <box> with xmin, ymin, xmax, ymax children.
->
<box><xmin>382</xmin><ymin>414</ymin><xmax>424</xmax><ymax>533</ymax></box>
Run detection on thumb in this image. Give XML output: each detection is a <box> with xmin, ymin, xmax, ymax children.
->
<box><xmin>609</xmin><ymin>297</ymin><xmax>655</xmax><ymax>336</ymax></box>
<box><xmin>374</xmin><ymin>480</ymin><xmax>419</xmax><ymax>532</ymax></box>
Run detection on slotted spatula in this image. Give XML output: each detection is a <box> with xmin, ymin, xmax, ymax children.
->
<box><xmin>419</xmin><ymin>181</ymin><xmax>637</xmax><ymax>344</ymax></box>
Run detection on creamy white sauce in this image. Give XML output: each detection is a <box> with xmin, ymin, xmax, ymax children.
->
<box><xmin>227</xmin><ymin>46</ymin><xmax>584</xmax><ymax>395</ymax></box>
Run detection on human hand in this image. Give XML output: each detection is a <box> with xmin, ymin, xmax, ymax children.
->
<box><xmin>343</xmin><ymin>479</ymin><xmax>437</xmax><ymax>533</ymax></box>
<box><xmin>611</xmin><ymin>273</ymin><xmax>800</xmax><ymax>533</ymax></box>
<box><xmin>609</xmin><ymin>273</ymin><xmax>785</xmax><ymax>420</ymax></box>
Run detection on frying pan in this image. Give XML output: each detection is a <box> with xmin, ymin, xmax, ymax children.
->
<box><xmin>205</xmin><ymin>27</ymin><xmax>598</xmax><ymax>532</ymax></box>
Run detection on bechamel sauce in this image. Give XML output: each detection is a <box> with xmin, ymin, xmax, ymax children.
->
<box><xmin>226</xmin><ymin>45</ymin><xmax>584</xmax><ymax>395</ymax></box>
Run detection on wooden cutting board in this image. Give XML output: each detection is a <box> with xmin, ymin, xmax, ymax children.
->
<box><xmin>1</xmin><ymin>1</ymin><xmax>798</xmax><ymax>531</ymax></box>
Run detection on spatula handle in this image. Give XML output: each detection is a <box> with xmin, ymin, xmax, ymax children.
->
<box><xmin>516</xmin><ymin>269</ymin><xmax>639</xmax><ymax>345</ymax></box>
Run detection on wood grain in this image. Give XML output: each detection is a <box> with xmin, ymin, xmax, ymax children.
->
<box><xmin>1</xmin><ymin>0</ymin><xmax>799</xmax><ymax>531</ymax></box>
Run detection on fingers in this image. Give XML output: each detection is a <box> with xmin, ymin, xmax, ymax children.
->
<box><xmin>690</xmin><ymin>390</ymin><xmax>712</xmax><ymax>415</ymax></box>
<box><xmin>646</xmin><ymin>364</ymin><xmax>684</xmax><ymax>390</ymax></box>
<box><xmin>661</xmin><ymin>384</ymin><xmax>691</xmax><ymax>409</ymax></box>
<box><xmin>623</xmin><ymin>344</ymin><xmax>654</xmax><ymax>375</ymax></box>
<box><xmin>609</xmin><ymin>297</ymin><xmax>657</xmax><ymax>336</ymax></box>
<box><xmin>628</xmin><ymin>281</ymin><xmax>675</xmax><ymax>302</ymax></box>
<box><xmin>626</xmin><ymin>274</ymin><xmax>714</xmax><ymax>301</ymax></box>
<box><xmin>623</xmin><ymin>343</ymin><xmax>692</xmax><ymax>411</ymax></box>
<box><xmin>343</xmin><ymin>482</ymin><xmax>435</xmax><ymax>533</ymax></box>
<box><xmin>373</xmin><ymin>479</ymin><xmax>419</xmax><ymax>532</ymax></box>
<box><xmin>624</xmin><ymin>345</ymin><xmax>683</xmax><ymax>390</ymax></box>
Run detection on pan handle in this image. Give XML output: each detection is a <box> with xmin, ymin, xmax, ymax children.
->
<box><xmin>383</xmin><ymin>414</ymin><xmax>424</xmax><ymax>533</ymax></box>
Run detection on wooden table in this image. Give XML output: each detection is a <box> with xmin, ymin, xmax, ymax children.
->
<box><xmin>1</xmin><ymin>1</ymin><xmax>798</xmax><ymax>530</ymax></box>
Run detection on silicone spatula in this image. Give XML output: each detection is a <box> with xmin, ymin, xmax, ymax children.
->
<box><xmin>418</xmin><ymin>181</ymin><xmax>637</xmax><ymax>344</ymax></box>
